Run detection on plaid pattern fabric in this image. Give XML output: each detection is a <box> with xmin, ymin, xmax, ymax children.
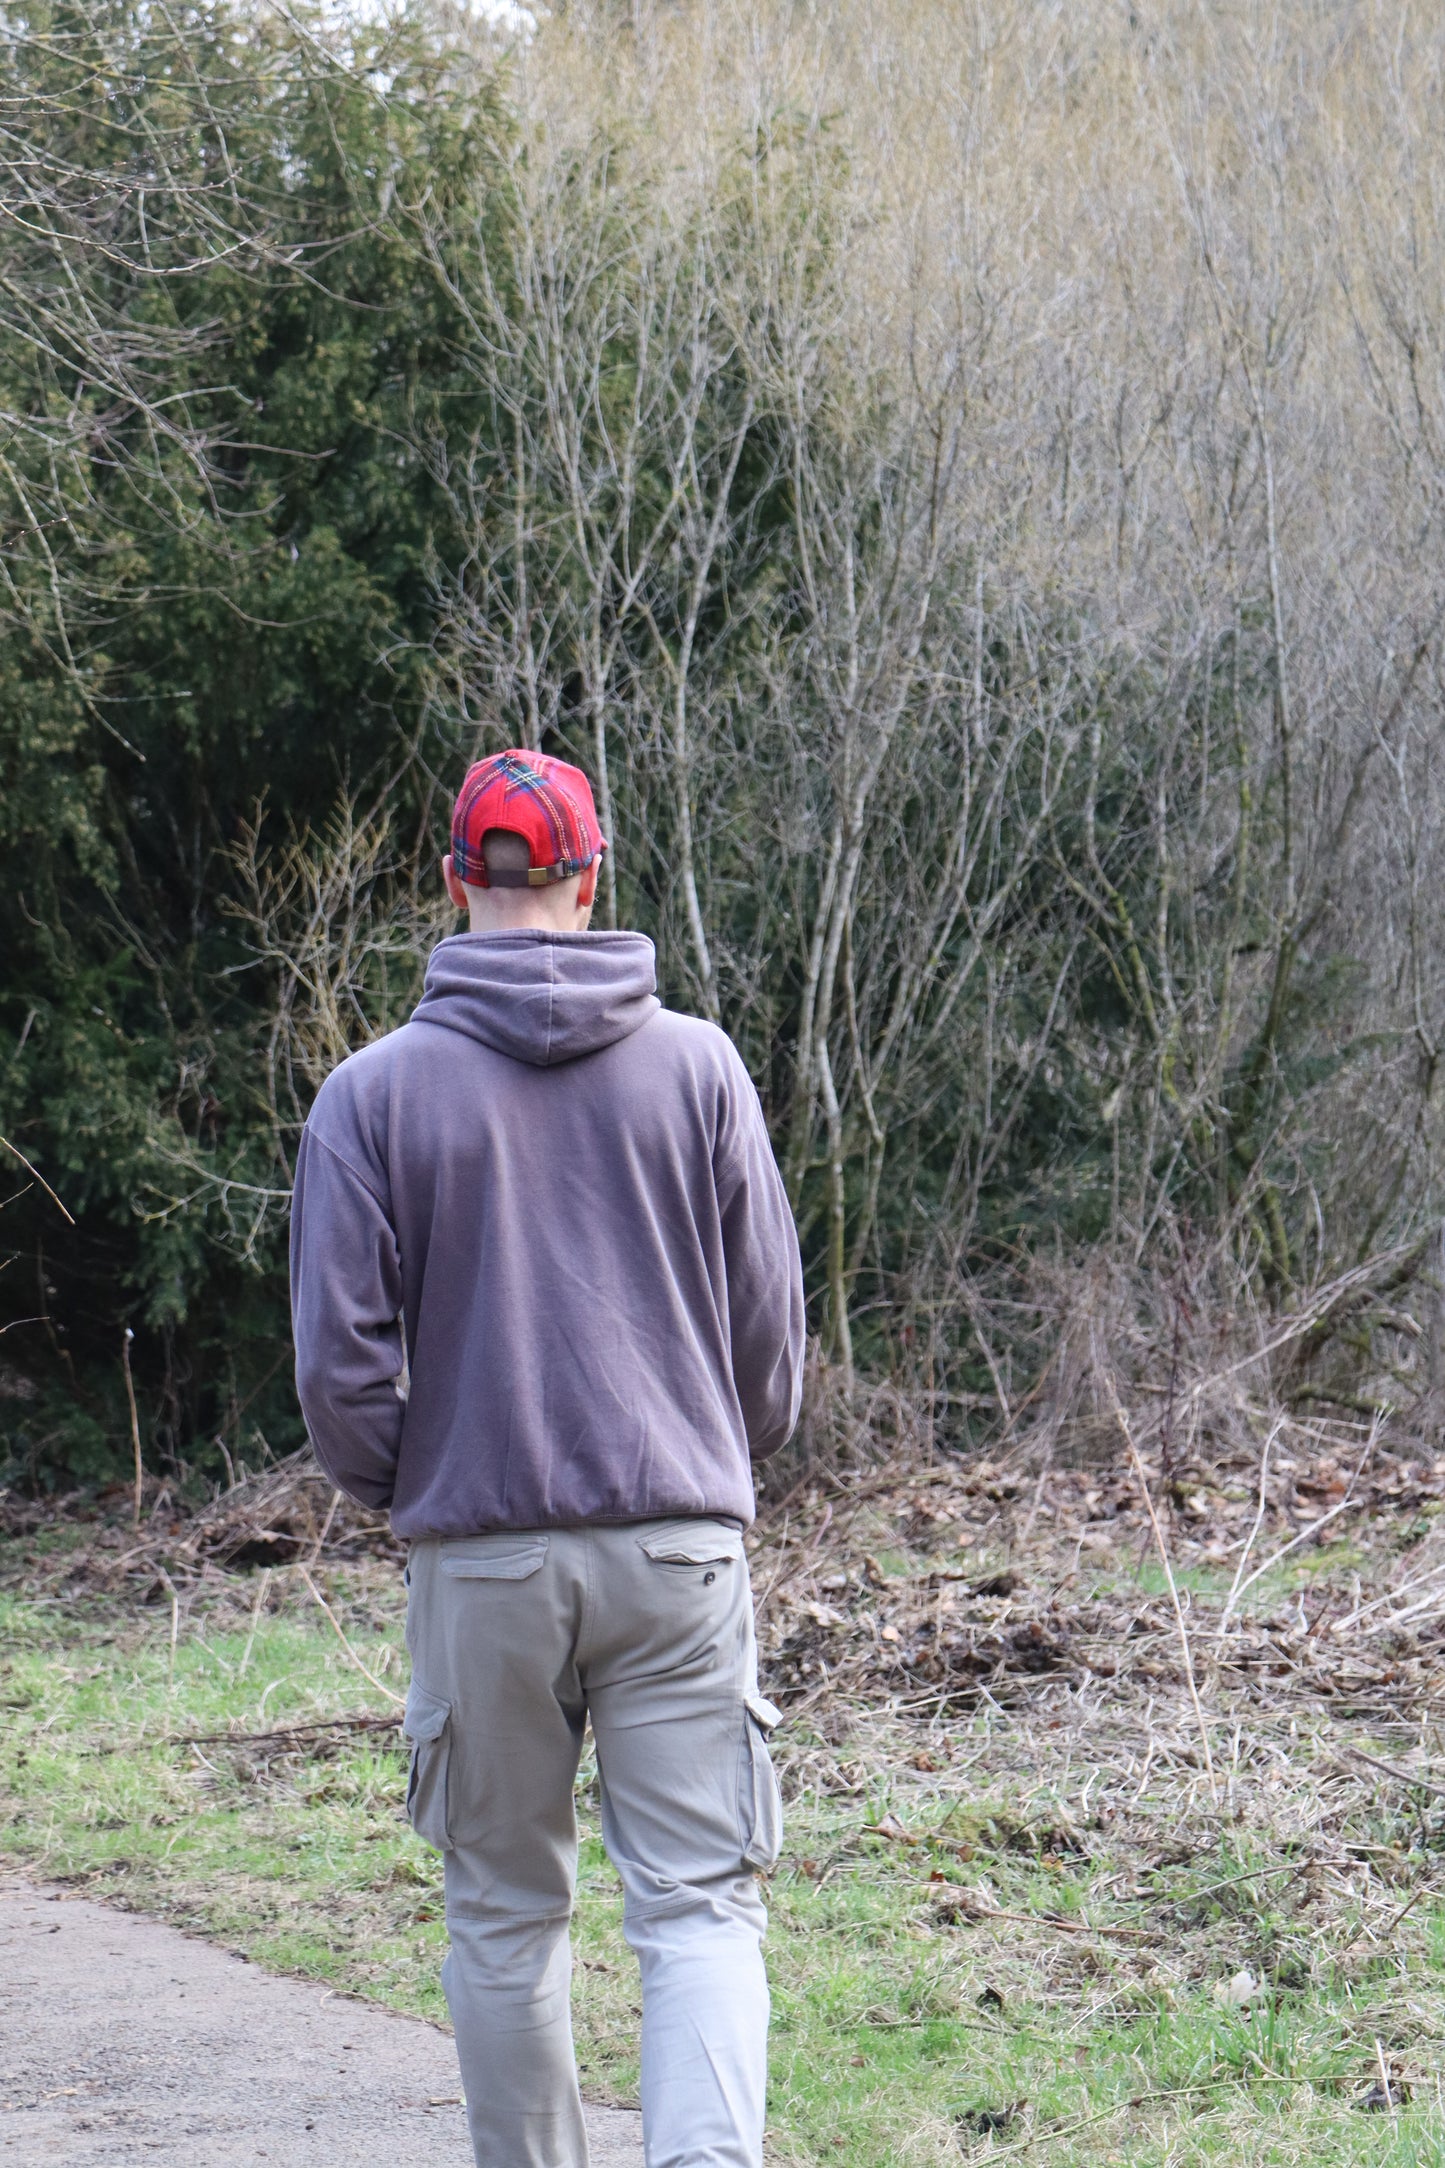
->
<box><xmin>450</xmin><ymin>751</ymin><xmax>606</xmax><ymax>888</ymax></box>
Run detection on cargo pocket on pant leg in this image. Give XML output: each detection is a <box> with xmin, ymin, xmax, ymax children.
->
<box><xmin>403</xmin><ymin>1683</ymin><xmax>453</xmax><ymax>1852</ymax></box>
<box><xmin>739</xmin><ymin>1692</ymin><xmax>784</xmax><ymax>1871</ymax></box>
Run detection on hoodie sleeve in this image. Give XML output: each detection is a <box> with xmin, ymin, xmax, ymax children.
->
<box><xmin>714</xmin><ymin>1045</ymin><xmax>806</xmax><ymax>1459</ymax></box>
<box><xmin>289</xmin><ymin>1122</ymin><xmax>406</xmax><ymax>1510</ymax></box>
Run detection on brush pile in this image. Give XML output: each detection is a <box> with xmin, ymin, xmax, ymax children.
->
<box><xmin>10</xmin><ymin>1403</ymin><xmax>1445</xmax><ymax>1744</ymax></box>
<box><xmin>3</xmin><ymin>1451</ymin><xmax>399</xmax><ymax>1599</ymax></box>
<box><xmin>754</xmin><ymin>1428</ymin><xmax>1445</xmax><ymax>1728</ymax></box>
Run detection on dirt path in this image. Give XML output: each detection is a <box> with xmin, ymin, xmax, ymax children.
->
<box><xmin>0</xmin><ymin>1880</ymin><xmax>644</xmax><ymax>2164</ymax></box>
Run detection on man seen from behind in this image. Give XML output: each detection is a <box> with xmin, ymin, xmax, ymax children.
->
<box><xmin>289</xmin><ymin>748</ymin><xmax>805</xmax><ymax>2168</ymax></box>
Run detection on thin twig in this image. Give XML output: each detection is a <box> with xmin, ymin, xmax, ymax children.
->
<box><xmin>1120</xmin><ymin>1861</ymin><xmax>1299</xmax><ymax>1907</ymax></box>
<box><xmin>155</xmin><ymin>1564</ymin><xmax>180</xmax><ymax>1699</ymax></box>
<box><xmin>1219</xmin><ymin>1417</ymin><xmax>1281</xmax><ymax>1629</ymax></box>
<box><xmin>1337</xmin><ymin>1881</ymin><xmax>1430</xmax><ymax>1960</ymax></box>
<box><xmin>121</xmin><ymin>1328</ymin><xmax>144</xmax><ymax>1532</ymax></box>
<box><xmin>987</xmin><ymin>2083</ymin><xmax>1227</xmax><ymax>2159</ymax></box>
<box><xmin>296</xmin><ymin>1564</ymin><xmax>404</xmax><ymax>1707</ymax></box>
<box><xmin>306</xmin><ymin>1488</ymin><xmax>343</xmax><ymax>1564</ymax></box>
<box><xmin>83</xmin><ymin>1710</ymin><xmax>402</xmax><ymax>1758</ymax></box>
<box><xmin>237</xmin><ymin>1567</ymin><xmax>271</xmax><ymax>1680</ymax></box>
<box><xmin>1332</xmin><ymin>1539</ymin><xmax>1445</xmax><ymax>1633</ymax></box>
<box><xmin>1345</xmin><ymin>1745</ymin><xmax>1445</xmax><ymax>1803</ymax></box>
<box><xmin>177</xmin><ymin>1711</ymin><xmax>402</xmax><ymax>1749</ymax></box>
<box><xmin>1222</xmin><ymin>1492</ymin><xmax>1368</xmax><ymax>1627</ymax></box>
<box><xmin>0</xmin><ymin>1135</ymin><xmax>74</xmax><ymax>1222</ymax></box>
<box><xmin>1222</xmin><ymin>1426</ymin><xmax>1377</xmax><ymax>1630</ymax></box>
<box><xmin>1099</xmin><ymin>1362</ymin><xmax>1217</xmax><ymax>1803</ymax></box>
<box><xmin>935</xmin><ymin>1892</ymin><xmax>1160</xmax><ymax>1944</ymax></box>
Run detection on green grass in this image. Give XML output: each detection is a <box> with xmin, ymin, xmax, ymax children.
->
<box><xmin>3</xmin><ymin>1555</ymin><xmax>1445</xmax><ymax>2165</ymax></box>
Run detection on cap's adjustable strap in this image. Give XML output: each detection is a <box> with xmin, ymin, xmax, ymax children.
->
<box><xmin>483</xmin><ymin>859</ymin><xmax>592</xmax><ymax>888</ymax></box>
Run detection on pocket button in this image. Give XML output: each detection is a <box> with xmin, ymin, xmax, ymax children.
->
<box><xmin>704</xmin><ymin>1570</ymin><xmax>716</xmax><ymax>1585</ymax></box>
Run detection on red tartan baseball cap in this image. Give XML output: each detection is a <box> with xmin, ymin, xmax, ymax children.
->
<box><xmin>449</xmin><ymin>750</ymin><xmax>608</xmax><ymax>889</ymax></box>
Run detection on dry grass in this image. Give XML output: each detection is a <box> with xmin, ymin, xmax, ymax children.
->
<box><xmin>736</xmin><ymin>1393</ymin><xmax>1445</xmax><ymax>2156</ymax></box>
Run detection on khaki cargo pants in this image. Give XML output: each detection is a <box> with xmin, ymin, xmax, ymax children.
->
<box><xmin>403</xmin><ymin>1520</ymin><xmax>783</xmax><ymax>2168</ymax></box>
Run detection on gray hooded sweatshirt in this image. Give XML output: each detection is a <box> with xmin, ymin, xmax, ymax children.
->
<box><xmin>289</xmin><ymin>929</ymin><xmax>805</xmax><ymax>1538</ymax></box>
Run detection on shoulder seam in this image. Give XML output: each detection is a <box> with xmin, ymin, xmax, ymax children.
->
<box><xmin>305</xmin><ymin>1125</ymin><xmax>390</xmax><ymax>1212</ymax></box>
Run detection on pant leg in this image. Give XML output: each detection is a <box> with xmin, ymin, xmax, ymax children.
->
<box><xmin>405</xmin><ymin>1531</ymin><xmax>591</xmax><ymax>2168</ymax></box>
<box><xmin>580</xmin><ymin>1520</ymin><xmax>782</xmax><ymax>2168</ymax></box>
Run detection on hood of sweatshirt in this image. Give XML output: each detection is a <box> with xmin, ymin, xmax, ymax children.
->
<box><xmin>411</xmin><ymin>929</ymin><xmax>661</xmax><ymax>1068</ymax></box>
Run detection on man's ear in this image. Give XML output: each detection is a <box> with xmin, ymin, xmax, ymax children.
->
<box><xmin>442</xmin><ymin>854</ymin><xmax>470</xmax><ymax>912</ymax></box>
<box><xmin>578</xmin><ymin>860</ymin><xmax>600</xmax><ymax>910</ymax></box>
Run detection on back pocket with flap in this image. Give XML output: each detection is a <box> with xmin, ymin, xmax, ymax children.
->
<box><xmin>440</xmin><ymin>1539</ymin><xmax>548</xmax><ymax>1580</ymax></box>
<box><xmin>637</xmin><ymin>1522</ymin><xmax>744</xmax><ymax>1567</ymax></box>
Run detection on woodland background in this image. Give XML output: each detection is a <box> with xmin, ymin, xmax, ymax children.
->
<box><xmin>6</xmin><ymin>0</ymin><xmax>1445</xmax><ymax>1489</ymax></box>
